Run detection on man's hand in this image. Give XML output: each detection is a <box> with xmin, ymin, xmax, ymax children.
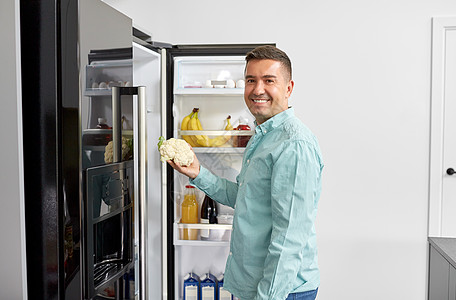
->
<box><xmin>167</xmin><ymin>151</ymin><xmax>200</xmax><ymax>179</ymax></box>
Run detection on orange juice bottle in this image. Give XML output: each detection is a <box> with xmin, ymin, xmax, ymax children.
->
<box><xmin>181</xmin><ymin>185</ymin><xmax>199</xmax><ymax>240</ymax></box>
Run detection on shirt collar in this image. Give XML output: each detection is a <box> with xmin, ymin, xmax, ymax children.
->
<box><xmin>254</xmin><ymin>107</ymin><xmax>294</xmax><ymax>135</ymax></box>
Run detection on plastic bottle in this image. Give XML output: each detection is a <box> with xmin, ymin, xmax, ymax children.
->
<box><xmin>200</xmin><ymin>195</ymin><xmax>218</xmax><ymax>240</ymax></box>
<box><xmin>181</xmin><ymin>185</ymin><xmax>199</xmax><ymax>240</ymax></box>
<box><xmin>236</xmin><ymin>117</ymin><xmax>251</xmax><ymax>147</ymax></box>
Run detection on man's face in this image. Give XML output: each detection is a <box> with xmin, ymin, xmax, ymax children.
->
<box><xmin>244</xmin><ymin>59</ymin><xmax>294</xmax><ymax>124</ymax></box>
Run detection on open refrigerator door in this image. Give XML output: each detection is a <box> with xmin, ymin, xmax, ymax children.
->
<box><xmin>132</xmin><ymin>41</ymin><xmax>163</xmax><ymax>300</ymax></box>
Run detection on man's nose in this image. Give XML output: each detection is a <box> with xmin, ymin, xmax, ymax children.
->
<box><xmin>253</xmin><ymin>81</ymin><xmax>265</xmax><ymax>95</ymax></box>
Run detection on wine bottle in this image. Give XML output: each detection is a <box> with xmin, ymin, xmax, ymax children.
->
<box><xmin>200</xmin><ymin>195</ymin><xmax>218</xmax><ymax>240</ymax></box>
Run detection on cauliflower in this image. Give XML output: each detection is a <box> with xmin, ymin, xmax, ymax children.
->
<box><xmin>104</xmin><ymin>137</ymin><xmax>133</xmax><ymax>163</ymax></box>
<box><xmin>157</xmin><ymin>136</ymin><xmax>194</xmax><ymax>166</ymax></box>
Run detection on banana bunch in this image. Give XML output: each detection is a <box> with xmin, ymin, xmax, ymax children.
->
<box><xmin>181</xmin><ymin>108</ymin><xmax>233</xmax><ymax>147</ymax></box>
<box><xmin>180</xmin><ymin>108</ymin><xmax>199</xmax><ymax>147</ymax></box>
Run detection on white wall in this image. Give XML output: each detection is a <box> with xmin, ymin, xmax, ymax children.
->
<box><xmin>102</xmin><ymin>0</ymin><xmax>456</xmax><ymax>299</ymax></box>
<box><xmin>0</xmin><ymin>0</ymin><xmax>27</xmax><ymax>299</ymax></box>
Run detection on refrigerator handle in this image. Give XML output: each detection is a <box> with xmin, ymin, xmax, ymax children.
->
<box><xmin>112</xmin><ymin>87</ymin><xmax>122</xmax><ymax>163</ymax></box>
<box><xmin>111</xmin><ymin>86</ymin><xmax>148</xmax><ymax>300</ymax></box>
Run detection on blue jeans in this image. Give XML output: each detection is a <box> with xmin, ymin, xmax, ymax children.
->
<box><xmin>285</xmin><ymin>288</ymin><xmax>318</xmax><ymax>300</ymax></box>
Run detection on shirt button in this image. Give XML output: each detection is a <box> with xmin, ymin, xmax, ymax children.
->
<box><xmin>229</xmin><ymin>252</ymin><xmax>232</xmax><ymax>256</ymax></box>
<box><xmin>264</xmin><ymin>129</ymin><xmax>267</xmax><ymax>133</ymax></box>
<box><xmin>240</xmin><ymin>183</ymin><xmax>243</xmax><ymax>186</ymax></box>
<box><xmin>247</xmin><ymin>159</ymin><xmax>250</xmax><ymax>164</ymax></box>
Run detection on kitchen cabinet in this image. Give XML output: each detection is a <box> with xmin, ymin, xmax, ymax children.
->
<box><xmin>450</xmin><ymin>266</ymin><xmax>456</xmax><ymax>300</ymax></box>
<box><xmin>428</xmin><ymin>237</ymin><xmax>456</xmax><ymax>300</ymax></box>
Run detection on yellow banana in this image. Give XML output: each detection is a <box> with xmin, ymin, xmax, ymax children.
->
<box><xmin>187</xmin><ymin>109</ymin><xmax>234</xmax><ymax>148</ymax></box>
<box><xmin>225</xmin><ymin>115</ymin><xmax>234</xmax><ymax>130</ymax></box>
<box><xmin>209</xmin><ymin>115</ymin><xmax>233</xmax><ymax>147</ymax></box>
<box><xmin>188</xmin><ymin>111</ymin><xmax>200</xmax><ymax>146</ymax></box>
<box><xmin>188</xmin><ymin>110</ymin><xmax>208</xmax><ymax>147</ymax></box>
<box><xmin>194</xmin><ymin>111</ymin><xmax>210</xmax><ymax>147</ymax></box>
<box><xmin>181</xmin><ymin>109</ymin><xmax>198</xmax><ymax>147</ymax></box>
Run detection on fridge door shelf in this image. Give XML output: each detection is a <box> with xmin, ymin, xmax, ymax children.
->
<box><xmin>174</xmin><ymin>223</ymin><xmax>232</xmax><ymax>246</ymax></box>
<box><xmin>84</xmin><ymin>87</ymin><xmax>134</xmax><ymax>97</ymax></box>
<box><xmin>192</xmin><ymin>147</ymin><xmax>246</xmax><ymax>154</ymax></box>
<box><xmin>85</xmin><ymin>60</ymin><xmax>133</xmax><ymax>92</ymax></box>
<box><xmin>88</xmin><ymin>59</ymin><xmax>133</xmax><ymax>68</ymax></box>
<box><xmin>84</xmin><ymin>88</ymin><xmax>114</xmax><ymax>97</ymax></box>
<box><xmin>83</xmin><ymin>129</ymin><xmax>133</xmax><ymax>136</ymax></box>
<box><xmin>82</xmin><ymin>129</ymin><xmax>132</xmax><ymax>148</ymax></box>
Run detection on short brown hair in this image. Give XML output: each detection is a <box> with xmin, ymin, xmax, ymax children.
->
<box><xmin>245</xmin><ymin>45</ymin><xmax>292</xmax><ymax>81</ymax></box>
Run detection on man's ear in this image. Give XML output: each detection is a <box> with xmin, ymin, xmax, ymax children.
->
<box><xmin>286</xmin><ymin>80</ymin><xmax>294</xmax><ymax>99</ymax></box>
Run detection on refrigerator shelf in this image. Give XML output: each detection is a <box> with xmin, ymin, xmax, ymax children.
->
<box><xmin>178</xmin><ymin>130</ymin><xmax>253</xmax><ymax>150</ymax></box>
<box><xmin>174</xmin><ymin>223</ymin><xmax>232</xmax><ymax>246</ymax></box>
<box><xmin>192</xmin><ymin>147</ymin><xmax>246</xmax><ymax>154</ymax></box>
<box><xmin>174</xmin><ymin>240</ymin><xmax>230</xmax><ymax>247</ymax></box>
<box><xmin>179</xmin><ymin>130</ymin><xmax>254</xmax><ymax>136</ymax></box>
<box><xmin>177</xmin><ymin>223</ymin><xmax>232</xmax><ymax>230</ymax></box>
<box><xmin>174</xmin><ymin>88</ymin><xmax>244</xmax><ymax>95</ymax></box>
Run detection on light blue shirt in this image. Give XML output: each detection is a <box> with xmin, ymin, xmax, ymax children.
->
<box><xmin>190</xmin><ymin>108</ymin><xmax>323</xmax><ymax>300</ymax></box>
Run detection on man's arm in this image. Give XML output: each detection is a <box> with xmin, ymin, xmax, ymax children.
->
<box><xmin>167</xmin><ymin>150</ymin><xmax>239</xmax><ymax>208</ymax></box>
<box><xmin>254</xmin><ymin>141</ymin><xmax>322</xmax><ymax>300</ymax></box>
<box><xmin>190</xmin><ymin>166</ymin><xmax>239</xmax><ymax>208</ymax></box>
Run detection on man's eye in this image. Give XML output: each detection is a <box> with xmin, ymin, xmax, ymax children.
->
<box><xmin>246</xmin><ymin>79</ymin><xmax>255</xmax><ymax>83</ymax></box>
<box><xmin>266</xmin><ymin>79</ymin><xmax>274</xmax><ymax>83</ymax></box>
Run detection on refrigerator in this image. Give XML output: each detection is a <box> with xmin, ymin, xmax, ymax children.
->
<box><xmin>20</xmin><ymin>0</ymin><xmax>270</xmax><ymax>299</ymax></box>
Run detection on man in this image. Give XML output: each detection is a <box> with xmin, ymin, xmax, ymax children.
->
<box><xmin>169</xmin><ymin>45</ymin><xmax>323</xmax><ymax>300</ymax></box>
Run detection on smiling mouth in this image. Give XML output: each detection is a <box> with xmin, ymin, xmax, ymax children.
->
<box><xmin>252</xmin><ymin>99</ymin><xmax>269</xmax><ymax>103</ymax></box>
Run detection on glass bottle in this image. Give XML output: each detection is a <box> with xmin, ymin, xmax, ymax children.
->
<box><xmin>200</xmin><ymin>195</ymin><xmax>218</xmax><ymax>240</ymax></box>
<box><xmin>236</xmin><ymin>117</ymin><xmax>251</xmax><ymax>147</ymax></box>
<box><xmin>181</xmin><ymin>185</ymin><xmax>199</xmax><ymax>240</ymax></box>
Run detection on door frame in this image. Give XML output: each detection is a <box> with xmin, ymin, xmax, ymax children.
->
<box><xmin>429</xmin><ymin>17</ymin><xmax>456</xmax><ymax>237</ymax></box>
